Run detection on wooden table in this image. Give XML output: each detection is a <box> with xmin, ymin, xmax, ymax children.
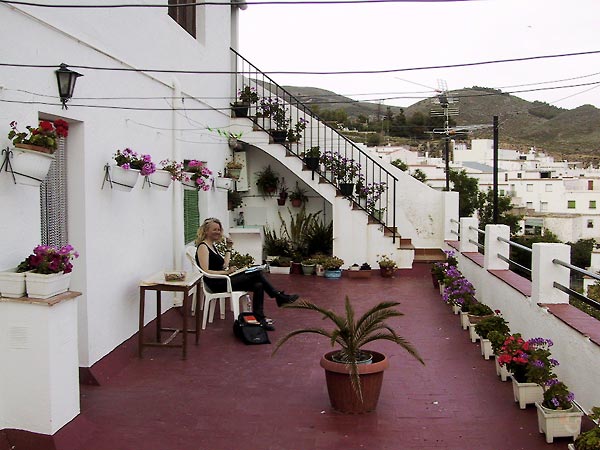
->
<box><xmin>138</xmin><ymin>272</ymin><xmax>202</xmax><ymax>359</ymax></box>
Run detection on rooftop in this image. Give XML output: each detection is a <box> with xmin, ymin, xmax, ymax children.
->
<box><xmin>9</xmin><ymin>264</ymin><xmax>594</xmax><ymax>450</ymax></box>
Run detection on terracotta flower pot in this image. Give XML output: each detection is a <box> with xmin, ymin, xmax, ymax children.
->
<box><xmin>320</xmin><ymin>350</ymin><xmax>389</xmax><ymax>414</ymax></box>
<box><xmin>379</xmin><ymin>267</ymin><xmax>395</xmax><ymax>278</ymax></box>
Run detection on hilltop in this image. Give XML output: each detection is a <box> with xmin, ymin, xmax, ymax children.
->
<box><xmin>284</xmin><ymin>85</ymin><xmax>600</xmax><ymax>165</ymax></box>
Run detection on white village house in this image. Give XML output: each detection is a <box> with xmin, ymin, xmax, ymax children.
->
<box><xmin>1</xmin><ymin>1</ymin><xmax>599</xmax><ymax>444</ymax></box>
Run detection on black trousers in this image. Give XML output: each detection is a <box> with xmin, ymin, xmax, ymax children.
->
<box><xmin>203</xmin><ymin>271</ymin><xmax>278</xmax><ymax>319</ymax></box>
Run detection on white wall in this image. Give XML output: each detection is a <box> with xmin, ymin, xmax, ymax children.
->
<box><xmin>0</xmin><ymin>1</ymin><xmax>237</xmax><ymax>372</ymax></box>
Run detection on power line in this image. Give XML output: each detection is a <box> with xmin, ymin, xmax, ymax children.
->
<box><xmin>0</xmin><ymin>0</ymin><xmax>483</xmax><ymax>8</ymax></box>
<box><xmin>2</xmin><ymin>50</ymin><xmax>599</xmax><ymax>75</ymax></box>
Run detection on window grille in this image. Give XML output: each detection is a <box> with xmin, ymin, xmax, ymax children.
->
<box><xmin>40</xmin><ymin>139</ymin><xmax>68</xmax><ymax>247</ymax></box>
<box><xmin>183</xmin><ymin>189</ymin><xmax>199</xmax><ymax>244</ymax></box>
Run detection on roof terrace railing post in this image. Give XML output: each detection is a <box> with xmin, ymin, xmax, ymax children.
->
<box><xmin>443</xmin><ymin>190</ymin><xmax>459</xmax><ymax>241</ymax></box>
<box><xmin>460</xmin><ymin>217</ymin><xmax>479</xmax><ymax>253</ymax></box>
<box><xmin>532</xmin><ymin>243</ymin><xmax>571</xmax><ymax>304</ymax></box>
<box><xmin>483</xmin><ymin>224</ymin><xmax>510</xmax><ymax>270</ymax></box>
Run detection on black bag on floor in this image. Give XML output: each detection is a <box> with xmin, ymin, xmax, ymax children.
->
<box><xmin>233</xmin><ymin>312</ymin><xmax>270</xmax><ymax>345</ymax></box>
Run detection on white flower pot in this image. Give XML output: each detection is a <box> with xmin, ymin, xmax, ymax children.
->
<box><xmin>215</xmin><ymin>177</ymin><xmax>233</xmax><ymax>191</ymax></box>
<box><xmin>468</xmin><ymin>323</ymin><xmax>480</xmax><ymax>342</ymax></box>
<box><xmin>439</xmin><ymin>283</ymin><xmax>445</xmax><ymax>296</ymax></box>
<box><xmin>451</xmin><ymin>304</ymin><xmax>461</xmax><ymax>315</ymax></box>
<box><xmin>269</xmin><ymin>266</ymin><xmax>291</xmax><ymax>274</ymax></box>
<box><xmin>8</xmin><ymin>146</ymin><xmax>55</xmax><ymax>187</ymax></box>
<box><xmin>535</xmin><ymin>402</ymin><xmax>583</xmax><ymax>443</ymax></box>
<box><xmin>315</xmin><ymin>264</ymin><xmax>325</xmax><ymax>277</ymax></box>
<box><xmin>480</xmin><ymin>338</ymin><xmax>493</xmax><ymax>360</ymax></box>
<box><xmin>494</xmin><ymin>356</ymin><xmax>511</xmax><ymax>381</ymax></box>
<box><xmin>0</xmin><ymin>268</ymin><xmax>27</xmax><ymax>298</ymax></box>
<box><xmin>26</xmin><ymin>272</ymin><xmax>72</xmax><ymax>299</ymax></box>
<box><xmin>460</xmin><ymin>311</ymin><xmax>469</xmax><ymax>330</ymax></box>
<box><xmin>148</xmin><ymin>170</ymin><xmax>172</xmax><ymax>190</ymax></box>
<box><xmin>511</xmin><ymin>376</ymin><xmax>544</xmax><ymax>409</ymax></box>
<box><xmin>109</xmin><ymin>165</ymin><xmax>140</xmax><ymax>191</ymax></box>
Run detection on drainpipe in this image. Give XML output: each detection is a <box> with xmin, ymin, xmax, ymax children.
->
<box><xmin>172</xmin><ymin>77</ymin><xmax>184</xmax><ymax>305</ymax></box>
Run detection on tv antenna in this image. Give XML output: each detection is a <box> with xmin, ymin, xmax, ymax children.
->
<box><xmin>429</xmin><ymin>80</ymin><xmax>459</xmax><ymax>190</ymax></box>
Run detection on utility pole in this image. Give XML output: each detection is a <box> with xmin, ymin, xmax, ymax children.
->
<box><xmin>493</xmin><ymin>115</ymin><xmax>499</xmax><ymax>224</ymax></box>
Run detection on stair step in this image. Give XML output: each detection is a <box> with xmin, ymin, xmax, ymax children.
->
<box><xmin>413</xmin><ymin>248</ymin><xmax>446</xmax><ymax>262</ymax></box>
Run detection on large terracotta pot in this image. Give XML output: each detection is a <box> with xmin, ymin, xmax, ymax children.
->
<box><xmin>320</xmin><ymin>350</ymin><xmax>388</xmax><ymax>414</ymax></box>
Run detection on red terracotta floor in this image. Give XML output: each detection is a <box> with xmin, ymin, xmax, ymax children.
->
<box><xmin>52</xmin><ymin>264</ymin><xmax>579</xmax><ymax>450</ymax></box>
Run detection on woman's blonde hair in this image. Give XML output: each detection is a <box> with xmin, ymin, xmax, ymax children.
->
<box><xmin>195</xmin><ymin>217</ymin><xmax>222</xmax><ymax>245</ymax></box>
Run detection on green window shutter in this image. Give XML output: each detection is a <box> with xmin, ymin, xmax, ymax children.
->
<box><xmin>183</xmin><ymin>190</ymin><xmax>199</xmax><ymax>244</ymax></box>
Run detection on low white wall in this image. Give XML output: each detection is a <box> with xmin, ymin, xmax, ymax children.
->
<box><xmin>446</xmin><ymin>243</ymin><xmax>600</xmax><ymax>413</ymax></box>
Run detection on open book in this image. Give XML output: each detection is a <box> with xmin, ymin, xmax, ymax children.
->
<box><xmin>229</xmin><ymin>264</ymin><xmax>267</xmax><ymax>277</ymax></box>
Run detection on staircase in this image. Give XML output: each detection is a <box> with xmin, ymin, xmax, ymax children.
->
<box><xmin>230</xmin><ymin>49</ymin><xmax>451</xmax><ymax>268</ymax></box>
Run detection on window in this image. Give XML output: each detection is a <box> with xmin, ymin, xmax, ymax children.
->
<box><xmin>590</xmin><ymin>200</ymin><xmax>597</xmax><ymax>209</ymax></box>
<box><xmin>567</xmin><ymin>200</ymin><xmax>576</xmax><ymax>209</ymax></box>
<box><xmin>517</xmin><ymin>173</ymin><xmax>522</xmax><ymax>179</ymax></box>
<box><xmin>588</xmin><ymin>180</ymin><xmax>594</xmax><ymax>190</ymax></box>
<box><xmin>545</xmin><ymin>184</ymin><xmax>552</xmax><ymax>192</ymax></box>
<box><xmin>41</xmin><ymin>138</ymin><xmax>68</xmax><ymax>247</ymax></box>
<box><xmin>169</xmin><ymin>0</ymin><xmax>196</xmax><ymax>37</ymax></box>
<box><xmin>183</xmin><ymin>190</ymin><xmax>199</xmax><ymax>243</ymax></box>
<box><xmin>526</xmin><ymin>184</ymin><xmax>533</xmax><ymax>192</ymax></box>
<box><xmin>588</xmin><ymin>220</ymin><xmax>594</xmax><ymax>229</ymax></box>
<box><xmin>499</xmin><ymin>189</ymin><xmax>505</xmax><ymax>196</ymax></box>
<box><xmin>526</xmin><ymin>202</ymin><xmax>533</xmax><ymax>209</ymax></box>
<box><xmin>540</xmin><ymin>202</ymin><xmax>548</xmax><ymax>212</ymax></box>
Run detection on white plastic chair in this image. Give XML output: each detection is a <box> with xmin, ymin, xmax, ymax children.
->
<box><xmin>185</xmin><ymin>246</ymin><xmax>249</xmax><ymax>329</ymax></box>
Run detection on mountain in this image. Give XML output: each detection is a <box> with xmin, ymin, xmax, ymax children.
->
<box><xmin>283</xmin><ymin>85</ymin><xmax>600</xmax><ymax>164</ymax></box>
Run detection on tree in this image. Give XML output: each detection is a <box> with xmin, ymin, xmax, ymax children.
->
<box><xmin>510</xmin><ymin>231</ymin><xmax>561</xmax><ymax>278</ymax></box>
<box><xmin>568</xmin><ymin>238</ymin><xmax>596</xmax><ymax>272</ymax></box>
<box><xmin>448</xmin><ymin>169</ymin><xmax>479</xmax><ymax>218</ymax></box>
<box><xmin>477</xmin><ymin>188</ymin><xmax>522</xmax><ymax>234</ymax></box>
<box><xmin>367</xmin><ymin>132</ymin><xmax>383</xmax><ymax>147</ymax></box>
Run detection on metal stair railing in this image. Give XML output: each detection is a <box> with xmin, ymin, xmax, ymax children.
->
<box><xmin>231</xmin><ymin>48</ymin><xmax>398</xmax><ymax>243</ymax></box>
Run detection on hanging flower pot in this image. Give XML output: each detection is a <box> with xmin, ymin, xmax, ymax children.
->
<box><xmin>225</xmin><ymin>168</ymin><xmax>242</xmax><ymax>180</ymax></box>
<box><xmin>26</xmin><ymin>271</ymin><xmax>72</xmax><ymax>299</ymax></box>
<box><xmin>7</xmin><ymin>146</ymin><xmax>55</xmax><ymax>187</ymax></box>
<box><xmin>109</xmin><ymin>165</ymin><xmax>140</xmax><ymax>191</ymax></box>
<box><xmin>215</xmin><ymin>177</ymin><xmax>233</xmax><ymax>191</ymax></box>
<box><xmin>148</xmin><ymin>169</ymin><xmax>172</xmax><ymax>191</ymax></box>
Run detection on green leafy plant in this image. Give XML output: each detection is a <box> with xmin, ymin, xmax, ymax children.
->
<box><xmin>270</xmin><ymin>256</ymin><xmax>291</xmax><ymax>267</ymax></box>
<box><xmin>574</xmin><ymin>427</ymin><xmax>600</xmax><ymax>450</ymax></box>
<box><xmin>273</xmin><ymin>297</ymin><xmax>424</xmax><ymax>400</ymax></box>
<box><xmin>263</xmin><ymin>227</ymin><xmax>293</xmax><ymax>257</ymax></box>
<box><xmin>467</xmin><ymin>302</ymin><xmax>494</xmax><ymax>317</ymax></box>
<box><xmin>278</xmin><ymin>207</ymin><xmax>320</xmax><ymax>258</ymax></box>
<box><xmin>542</xmin><ymin>379</ymin><xmax>575</xmax><ymax>410</ymax></box>
<box><xmin>303</xmin><ymin>146</ymin><xmax>321</xmax><ymax>158</ymax></box>
<box><xmin>376</xmin><ymin>254</ymin><xmax>397</xmax><ymax>269</ymax></box>
<box><xmin>322</xmin><ymin>256</ymin><xmax>344</xmax><ymax>270</ymax></box>
<box><xmin>474</xmin><ymin>314</ymin><xmax>510</xmax><ymax>340</ymax></box>
<box><xmin>289</xmin><ymin>184</ymin><xmax>308</xmax><ymax>204</ymax></box>
<box><xmin>255</xmin><ymin>165</ymin><xmax>280</xmax><ymax>197</ymax></box>
<box><xmin>237</xmin><ymin>86</ymin><xmax>259</xmax><ymax>104</ymax></box>
<box><xmin>305</xmin><ymin>218</ymin><xmax>333</xmax><ymax>257</ymax></box>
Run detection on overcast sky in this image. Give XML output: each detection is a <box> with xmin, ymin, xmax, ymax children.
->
<box><xmin>238</xmin><ymin>0</ymin><xmax>600</xmax><ymax>110</ymax></box>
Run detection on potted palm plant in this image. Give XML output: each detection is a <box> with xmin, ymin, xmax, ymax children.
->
<box><xmin>273</xmin><ymin>296</ymin><xmax>424</xmax><ymax>413</ymax></box>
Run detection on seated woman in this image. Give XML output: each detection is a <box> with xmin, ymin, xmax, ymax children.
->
<box><xmin>195</xmin><ymin>218</ymin><xmax>298</xmax><ymax>331</ymax></box>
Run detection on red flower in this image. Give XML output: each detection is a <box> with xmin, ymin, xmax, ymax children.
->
<box><xmin>39</xmin><ymin>120</ymin><xmax>53</xmax><ymax>131</ymax></box>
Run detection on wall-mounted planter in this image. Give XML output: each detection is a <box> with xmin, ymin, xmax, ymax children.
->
<box><xmin>147</xmin><ymin>170</ymin><xmax>172</xmax><ymax>190</ymax></box>
<box><xmin>2</xmin><ymin>146</ymin><xmax>54</xmax><ymax>187</ymax></box>
<box><xmin>215</xmin><ymin>177</ymin><xmax>233</xmax><ymax>191</ymax></box>
<box><xmin>104</xmin><ymin>165</ymin><xmax>140</xmax><ymax>191</ymax></box>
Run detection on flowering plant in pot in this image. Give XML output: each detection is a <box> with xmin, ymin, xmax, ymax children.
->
<box><xmin>287</xmin><ymin>118</ymin><xmax>308</xmax><ymax>143</ymax></box>
<box><xmin>113</xmin><ymin>148</ymin><xmax>156</xmax><ymax>175</ymax></box>
<box><xmin>159</xmin><ymin>159</ymin><xmax>185</xmax><ymax>181</ymax></box>
<box><xmin>497</xmin><ymin>334</ymin><xmax>559</xmax><ymax>385</ymax></box>
<box><xmin>273</xmin><ymin>296</ymin><xmax>424</xmax><ymax>413</ymax></box>
<box><xmin>9</xmin><ymin>119</ymin><xmax>69</xmax><ymax>154</ymax></box>
<box><xmin>376</xmin><ymin>254</ymin><xmax>397</xmax><ymax>277</ymax></box>
<box><xmin>231</xmin><ymin>86</ymin><xmax>259</xmax><ymax>117</ymax></box>
<box><xmin>17</xmin><ymin>244</ymin><xmax>79</xmax><ymax>274</ymax></box>
<box><xmin>183</xmin><ymin>160</ymin><xmax>212</xmax><ymax>190</ymax></box>
<box><xmin>536</xmin><ymin>379</ymin><xmax>583</xmax><ymax>443</ymax></box>
<box><xmin>442</xmin><ymin>276</ymin><xmax>476</xmax><ymax>308</ymax></box>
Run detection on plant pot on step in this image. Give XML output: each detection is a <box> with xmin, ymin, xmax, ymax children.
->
<box><xmin>231</xmin><ymin>102</ymin><xmax>249</xmax><ymax>118</ymax></box>
<box><xmin>304</xmin><ymin>156</ymin><xmax>320</xmax><ymax>171</ymax></box>
<box><xmin>270</xmin><ymin>130</ymin><xmax>287</xmax><ymax>144</ymax></box>
<box><xmin>535</xmin><ymin>402</ymin><xmax>583</xmax><ymax>443</ymax></box>
<box><xmin>320</xmin><ymin>351</ymin><xmax>389</xmax><ymax>414</ymax></box>
<box><xmin>7</xmin><ymin>145</ymin><xmax>55</xmax><ymax>187</ymax></box>
<box><xmin>338</xmin><ymin>182</ymin><xmax>354</xmax><ymax>197</ymax></box>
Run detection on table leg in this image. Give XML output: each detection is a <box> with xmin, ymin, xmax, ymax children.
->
<box><xmin>138</xmin><ymin>286</ymin><xmax>146</xmax><ymax>358</ymax></box>
<box><xmin>156</xmin><ymin>291</ymin><xmax>162</xmax><ymax>342</ymax></box>
<box><xmin>195</xmin><ymin>284</ymin><xmax>201</xmax><ymax>344</ymax></box>
<box><xmin>182</xmin><ymin>289</ymin><xmax>188</xmax><ymax>360</ymax></box>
